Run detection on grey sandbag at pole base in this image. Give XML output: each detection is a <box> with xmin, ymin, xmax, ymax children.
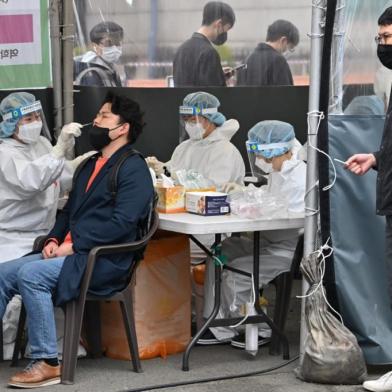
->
<box><xmin>295</xmin><ymin>252</ymin><xmax>367</xmax><ymax>384</ymax></box>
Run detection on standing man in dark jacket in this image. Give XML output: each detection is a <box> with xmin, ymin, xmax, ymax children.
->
<box><xmin>347</xmin><ymin>7</ymin><xmax>392</xmax><ymax>392</ymax></box>
<box><xmin>0</xmin><ymin>92</ymin><xmax>154</xmax><ymax>388</ymax></box>
<box><xmin>173</xmin><ymin>1</ymin><xmax>235</xmax><ymax>87</ymax></box>
<box><xmin>237</xmin><ymin>20</ymin><xmax>299</xmax><ymax>86</ymax></box>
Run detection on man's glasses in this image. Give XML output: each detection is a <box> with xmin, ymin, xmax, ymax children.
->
<box><xmin>375</xmin><ymin>33</ymin><xmax>392</xmax><ymax>44</ymax></box>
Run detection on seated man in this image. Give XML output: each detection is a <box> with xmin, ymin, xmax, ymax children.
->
<box><xmin>202</xmin><ymin>120</ymin><xmax>306</xmax><ymax>345</ymax></box>
<box><xmin>0</xmin><ymin>92</ymin><xmax>154</xmax><ymax>388</ymax></box>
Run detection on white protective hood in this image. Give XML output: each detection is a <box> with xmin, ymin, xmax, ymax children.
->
<box><xmin>168</xmin><ymin>119</ymin><xmax>245</xmax><ymax>188</ymax></box>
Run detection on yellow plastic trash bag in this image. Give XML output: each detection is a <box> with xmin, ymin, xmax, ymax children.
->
<box><xmin>101</xmin><ymin>231</ymin><xmax>191</xmax><ymax>360</ymax></box>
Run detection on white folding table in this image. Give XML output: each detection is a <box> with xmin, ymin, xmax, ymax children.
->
<box><xmin>158</xmin><ymin>212</ymin><xmax>304</xmax><ymax>371</ymax></box>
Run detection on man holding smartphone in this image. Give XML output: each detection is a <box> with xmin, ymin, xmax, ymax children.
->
<box><xmin>173</xmin><ymin>1</ymin><xmax>236</xmax><ymax>87</ymax></box>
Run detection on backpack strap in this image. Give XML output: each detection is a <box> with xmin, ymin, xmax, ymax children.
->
<box><xmin>108</xmin><ymin>148</ymin><xmax>145</xmax><ymax>202</ymax></box>
<box><xmin>74</xmin><ymin>66</ymin><xmax>116</xmax><ymax>87</ymax></box>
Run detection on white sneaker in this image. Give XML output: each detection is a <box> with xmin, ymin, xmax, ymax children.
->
<box><xmin>363</xmin><ymin>371</ymin><xmax>392</xmax><ymax>392</ymax></box>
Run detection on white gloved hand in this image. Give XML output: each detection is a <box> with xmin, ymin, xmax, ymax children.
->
<box><xmin>145</xmin><ymin>156</ymin><xmax>165</xmax><ymax>176</ymax></box>
<box><xmin>52</xmin><ymin>122</ymin><xmax>83</xmax><ymax>158</ymax></box>
<box><xmin>68</xmin><ymin>150</ymin><xmax>98</xmax><ymax>171</ymax></box>
<box><xmin>221</xmin><ymin>182</ymin><xmax>244</xmax><ymax>194</ymax></box>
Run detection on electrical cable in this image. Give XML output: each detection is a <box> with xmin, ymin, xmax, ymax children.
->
<box><xmin>123</xmin><ymin>355</ymin><xmax>299</xmax><ymax>392</ymax></box>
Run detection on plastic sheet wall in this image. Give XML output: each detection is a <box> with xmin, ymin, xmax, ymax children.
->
<box><xmin>328</xmin><ymin>114</ymin><xmax>392</xmax><ymax>364</ymax></box>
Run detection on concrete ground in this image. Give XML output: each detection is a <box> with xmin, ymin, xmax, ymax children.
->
<box><xmin>0</xmin><ymin>281</ymin><xmax>389</xmax><ymax>392</ymax></box>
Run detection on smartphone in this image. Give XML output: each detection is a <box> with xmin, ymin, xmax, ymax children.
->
<box><xmin>233</xmin><ymin>63</ymin><xmax>247</xmax><ymax>72</ymax></box>
<box><xmin>224</xmin><ymin>63</ymin><xmax>247</xmax><ymax>77</ymax></box>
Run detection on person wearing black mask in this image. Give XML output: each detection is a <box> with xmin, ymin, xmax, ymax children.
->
<box><xmin>237</xmin><ymin>20</ymin><xmax>299</xmax><ymax>86</ymax></box>
<box><xmin>346</xmin><ymin>8</ymin><xmax>392</xmax><ymax>391</ymax></box>
<box><xmin>173</xmin><ymin>1</ymin><xmax>235</xmax><ymax>87</ymax></box>
<box><xmin>2</xmin><ymin>91</ymin><xmax>153</xmax><ymax>388</ymax></box>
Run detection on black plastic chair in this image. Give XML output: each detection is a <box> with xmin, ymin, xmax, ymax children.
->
<box><xmin>11</xmin><ymin>208</ymin><xmax>159</xmax><ymax>384</ymax></box>
<box><xmin>269</xmin><ymin>233</ymin><xmax>304</xmax><ymax>354</ymax></box>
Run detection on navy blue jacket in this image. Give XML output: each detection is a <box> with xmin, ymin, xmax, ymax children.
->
<box><xmin>50</xmin><ymin>144</ymin><xmax>154</xmax><ymax>306</ymax></box>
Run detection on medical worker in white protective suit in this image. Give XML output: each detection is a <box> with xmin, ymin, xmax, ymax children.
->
<box><xmin>146</xmin><ymin>91</ymin><xmax>245</xmax><ymax>189</ymax></box>
<box><xmin>0</xmin><ymin>92</ymin><xmax>93</xmax><ymax>359</ymax></box>
<box><xmin>146</xmin><ymin>91</ymin><xmax>245</xmax><ymax>262</ymax></box>
<box><xmin>202</xmin><ymin>120</ymin><xmax>306</xmax><ymax>346</ymax></box>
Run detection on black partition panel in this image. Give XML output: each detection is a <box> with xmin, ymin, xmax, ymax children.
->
<box><xmin>74</xmin><ymin>86</ymin><xmax>309</xmax><ymax>167</ymax></box>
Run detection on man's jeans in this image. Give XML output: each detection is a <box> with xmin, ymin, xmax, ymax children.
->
<box><xmin>0</xmin><ymin>254</ymin><xmax>65</xmax><ymax>359</ymax></box>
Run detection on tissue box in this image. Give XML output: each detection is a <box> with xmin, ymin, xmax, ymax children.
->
<box><xmin>156</xmin><ymin>185</ymin><xmax>186</xmax><ymax>213</ymax></box>
<box><xmin>185</xmin><ymin>192</ymin><xmax>230</xmax><ymax>216</ymax></box>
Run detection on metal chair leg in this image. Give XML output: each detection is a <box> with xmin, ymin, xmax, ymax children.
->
<box><xmin>61</xmin><ymin>300</ymin><xmax>85</xmax><ymax>385</ymax></box>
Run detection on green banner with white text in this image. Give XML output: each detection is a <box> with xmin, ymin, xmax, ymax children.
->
<box><xmin>0</xmin><ymin>0</ymin><xmax>51</xmax><ymax>89</ymax></box>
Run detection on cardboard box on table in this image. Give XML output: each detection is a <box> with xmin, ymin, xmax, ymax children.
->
<box><xmin>100</xmin><ymin>231</ymin><xmax>191</xmax><ymax>359</ymax></box>
<box><xmin>155</xmin><ymin>184</ymin><xmax>217</xmax><ymax>214</ymax></box>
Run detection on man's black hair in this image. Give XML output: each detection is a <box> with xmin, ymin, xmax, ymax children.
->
<box><xmin>379</xmin><ymin>7</ymin><xmax>392</xmax><ymax>26</ymax></box>
<box><xmin>266</xmin><ymin>20</ymin><xmax>299</xmax><ymax>46</ymax></box>
<box><xmin>102</xmin><ymin>91</ymin><xmax>146</xmax><ymax>144</ymax></box>
<box><xmin>202</xmin><ymin>1</ymin><xmax>235</xmax><ymax>27</ymax></box>
<box><xmin>90</xmin><ymin>21</ymin><xmax>124</xmax><ymax>44</ymax></box>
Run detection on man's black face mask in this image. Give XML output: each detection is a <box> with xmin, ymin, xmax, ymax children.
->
<box><xmin>88</xmin><ymin>123</ymin><xmax>123</xmax><ymax>150</ymax></box>
<box><xmin>377</xmin><ymin>44</ymin><xmax>392</xmax><ymax>69</ymax></box>
<box><xmin>212</xmin><ymin>32</ymin><xmax>228</xmax><ymax>46</ymax></box>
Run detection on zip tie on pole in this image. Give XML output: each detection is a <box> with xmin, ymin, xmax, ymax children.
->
<box><xmin>296</xmin><ymin>238</ymin><xmax>344</xmax><ymax>325</ymax></box>
<box><xmin>307</xmin><ymin>110</ymin><xmax>324</xmax><ymax>135</ymax></box>
<box><xmin>307</xmin><ymin>32</ymin><xmax>325</xmax><ymax>38</ymax></box>
<box><xmin>311</xmin><ymin>0</ymin><xmax>327</xmax><ymax>11</ymax></box>
<box><xmin>61</xmin><ymin>35</ymin><xmax>75</xmax><ymax>41</ymax></box>
<box><xmin>305</xmin><ymin>208</ymin><xmax>319</xmax><ymax>217</ymax></box>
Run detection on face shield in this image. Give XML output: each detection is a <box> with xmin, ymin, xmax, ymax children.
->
<box><xmin>2</xmin><ymin>100</ymin><xmax>51</xmax><ymax>143</ymax></box>
<box><xmin>178</xmin><ymin>105</ymin><xmax>218</xmax><ymax>143</ymax></box>
<box><xmin>246</xmin><ymin>140</ymin><xmax>294</xmax><ymax>177</ymax></box>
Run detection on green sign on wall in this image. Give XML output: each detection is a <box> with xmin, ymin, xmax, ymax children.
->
<box><xmin>0</xmin><ymin>0</ymin><xmax>51</xmax><ymax>89</ymax></box>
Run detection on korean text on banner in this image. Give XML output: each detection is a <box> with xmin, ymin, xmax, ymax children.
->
<box><xmin>0</xmin><ymin>0</ymin><xmax>51</xmax><ymax>89</ymax></box>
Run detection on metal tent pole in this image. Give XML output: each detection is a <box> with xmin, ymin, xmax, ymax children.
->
<box><xmin>148</xmin><ymin>0</ymin><xmax>159</xmax><ymax>79</ymax></box>
<box><xmin>300</xmin><ymin>0</ymin><xmax>327</xmax><ymax>362</ymax></box>
<box><xmin>62</xmin><ymin>0</ymin><xmax>75</xmax><ymax>126</ymax></box>
<box><xmin>49</xmin><ymin>0</ymin><xmax>63</xmax><ymax>137</ymax></box>
<box><xmin>330</xmin><ymin>0</ymin><xmax>346</xmax><ymax>114</ymax></box>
